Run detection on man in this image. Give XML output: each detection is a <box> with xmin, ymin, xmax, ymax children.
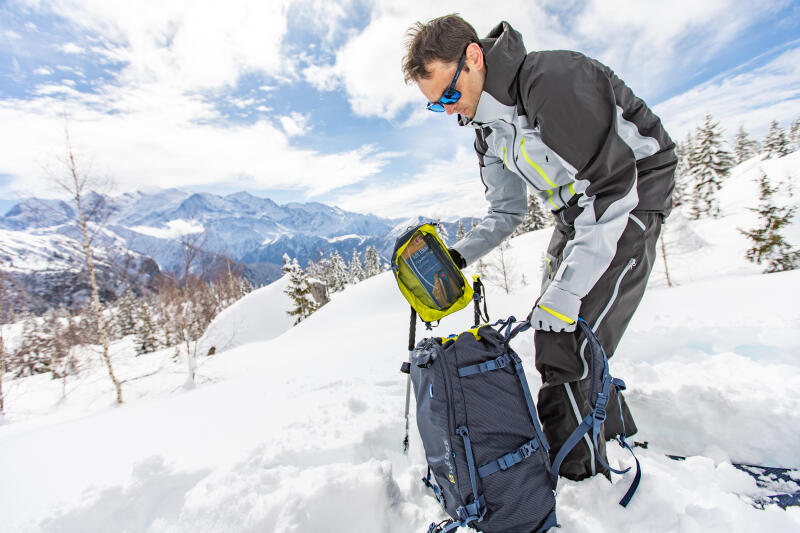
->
<box><xmin>402</xmin><ymin>15</ymin><xmax>676</xmax><ymax>481</ymax></box>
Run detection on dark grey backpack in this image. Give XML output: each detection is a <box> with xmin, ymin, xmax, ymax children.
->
<box><xmin>404</xmin><ymin>317</ymin><xmax>640</xmax><ymax>532</ymax></box>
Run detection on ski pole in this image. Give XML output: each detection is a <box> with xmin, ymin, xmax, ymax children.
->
<box><xmin>403</xmin><ymin>306</ymin><xmax>416</xmax><ymax>454</ymax></box>
<box><xmin>472</xmin><ymin>274</ymin><xmax>489</xmax><ymax>327</ymax></box>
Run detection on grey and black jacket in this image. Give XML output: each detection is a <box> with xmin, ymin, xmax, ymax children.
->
<box><xmin>451</xmin><ymin>21</ymin><xmax>676</xmax><ymax>302</ymax></box>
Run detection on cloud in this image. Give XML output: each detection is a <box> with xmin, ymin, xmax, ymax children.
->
<box><xmin>0</xmin><ymin>0</ymin><xmax>391</xmax><ymax>200</ymax></box>
<box><xmin>300</xmin><ymin>0</ymin><xmax>793</xmax><ymax>120</ymax></box>
<box><xmin>654</xmin><ymin>43</ymin><xmax>800</xmax><ymax>141</ymax></box>
<box><xmin>4</xmin><ymin>30</ymin><xmax>22</xmax><ymax>40</ymax></box>
<box><xmin>0</xmin><ymin>87</ymin><xmax>390</xmax><ymax>199</ymax></box>
<box><xmin>279</xmin><ymin>112</ymin><xmax>310</xmax><ymax>137</ymax></box>
<box><xmin>331</xmin><ymin>145</ymin><xmax>488</xmax><ymax>219</ymax></box>
<box><xmin>59</xmin><ymin>42</ymin><xmax>84</xmax><ymax>54</ymax></box>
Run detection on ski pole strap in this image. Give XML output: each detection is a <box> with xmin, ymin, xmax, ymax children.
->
<box><xmin>472</xmin><ymin>275</ymin><xmax>489</xmax><ymax>326</ymax></box>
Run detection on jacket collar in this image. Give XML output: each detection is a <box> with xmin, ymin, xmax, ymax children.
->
<box><xmin>458</xmin><ymin>21</ymin><xmax>527</xmax><ymax>127</ymax></box>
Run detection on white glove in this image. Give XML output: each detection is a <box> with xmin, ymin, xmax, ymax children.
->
<box><xmin>530</xmin><ymin>284</ymin><xmax>581</xmax><ymax>333</ymax></box>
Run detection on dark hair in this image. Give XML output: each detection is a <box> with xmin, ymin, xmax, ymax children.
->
<box><xmin>402</xmin><ymin>14</ymin><xmax>479</xmax><ymax>83</ymax></box>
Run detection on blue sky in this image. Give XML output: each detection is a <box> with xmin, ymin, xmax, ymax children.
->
<box><xmin>1</xmin><ymin>0</ymin><xmax>799</xmax><ymax>219</ymax></box>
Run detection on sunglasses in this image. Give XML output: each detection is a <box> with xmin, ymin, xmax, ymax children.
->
<box><xmin>426</xmin><ymin>52</ymin><xmax>466</xmax><ymax>112</ymax></box>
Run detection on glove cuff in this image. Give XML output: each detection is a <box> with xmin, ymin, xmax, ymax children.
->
<box><xmin>448</xmin><ymin>248</ymin><xmax>466</xmax><ymax>269</ymax></box>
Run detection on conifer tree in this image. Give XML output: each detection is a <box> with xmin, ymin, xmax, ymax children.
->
<box><xmin>514</xmin><ymin>194</ymin><xmax>550</xmax><ymax>236</ymax></box>
<box><xmin>739</xmin><ymin>170</ymin><xmax>800</xmax><ymax>273</ymax></box>
<box><xmin>456</xmin><ymin>220</ymin><xmax>466</xmax><ymax>241</ymax></box>
<box><xmin>327</xmin><ymin>250</ymin><xmax>348</xmax><ymax>293</ymax></box>
<box><xmin>763</xmin><ymin>121</ymin><xmax>790</xmax><ymax>159</ymax></box>
<box><xmin>284</xmin><ymin>259</ymin><xmax>318</xmax><ymax>325</ymax></box>
<box><xmin>436</xmin><ymin>219</ymin><xmax>449</xmax><ymax>245</ymax></box>
<box><xmin>134</xmin><ymin>300</ymin><xmax>158</xmax><ymax>355</ymax></box>
<box><xmin>733</xmin><ymin>126</ymin><xmax>759</xmax><ymax>164</ymax></box>
<box><xmin>349</xmin><ymin>249</ymin><xmax>365</xmax><ymax>283</ymax></box>
<box><xmin>364</xmin><ymin>246</ymin><xmax>382</xmax><ymax>278</ymax></box>
<box><xmin>115</xmin><ymin>292</ymin><xmax>137</xmax><ymax>337</ymax></box>
<box><xmin>689</xmin><ymin>114</ymin><xmax>735</xmax><ymax>219</ymax></box>
<box><xmin>672</xmin><ymin>133</ymin><xmax>691</xmax><ymax>209</ymax></box>
<box><xmin>281</xmin><ymin>253</ymin><xmax>293</xmax><ymax>277</ymax></box>
<box><xmin>789</xmin><ymin>117</ymin><xmax>800</xmax><ymax>153</ymax></box>
<box><xmin>238</xmin><ymin>276</ymin><xmax>254</xmax><ymax>297</ymax></box>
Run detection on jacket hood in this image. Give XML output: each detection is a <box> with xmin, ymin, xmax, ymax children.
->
<box><xmin>480</xmin><ymin>21</ymin><xmax>527</xmax><ymax>107</ymax></box>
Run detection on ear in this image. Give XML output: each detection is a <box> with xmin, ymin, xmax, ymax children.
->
<box><xmin>465</xmin><ymin>42</ymin><xmax>484</xmax><ymax>71</ymax></box>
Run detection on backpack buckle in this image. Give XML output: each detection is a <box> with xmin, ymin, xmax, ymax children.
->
<box><xmin>498</xmin><ymin>452</ymin><xmax>515</xmax><ymax>471</ymax></box>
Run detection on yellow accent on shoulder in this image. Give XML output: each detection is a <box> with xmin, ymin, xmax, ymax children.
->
<box><xmin>538</xmin><ymin>304</ymin><xmax>576</xmax><ymax>325</ymax></box>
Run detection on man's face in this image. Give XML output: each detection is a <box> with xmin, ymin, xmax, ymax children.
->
<box><xmin>416</xmin><ymin>43</ymin><xmax>485</xmax><ymax>119</ymax></box>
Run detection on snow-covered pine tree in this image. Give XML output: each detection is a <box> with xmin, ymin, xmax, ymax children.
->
<box><xmin>456</xmin><ymin>220</ymin><xmax>466</xmax><ymax>241</ymax></box>
<box><xmin>238</xmin><ymin>276</ymin><xmax>254</xmax><ymax>297</ymax></box>
<box><xmin>349</xmin><ymin>249</ymin><xmax>365</xmax><ymax>283</ymax></box>
<box><xmin>284</xmin><ymin>259</ymin><xmax>318</xmax><ymax>325</ymax></box>
<box><xmin>327</xmin><ymin>250</ymin><xmax>348</xmax><ymax>293</ymax></box>
<box><xmin>436</xmin><ymin>219</ymin><xmax>450</xmax><ymax>245</ymax></box>
<box><xmin>689</xmin><ymin>114</ymin><xmax>735</xmax><ymax>219</ymax></box>
<box><xmin>514</xmin><ymin>193</ymin><xmax>550</xmax><ymax>236</ymax></box>
<box><xmin>763</xmin><ymin>121</ymin><xmax>790</xmax><ymax>159</ymax></box>
<box><xmin>672</xmin><ymin>133</ymin><xmax>691</xmax><ymax>209</ymax></box>
<box><xmin>789</xmin><ymin>117</ymin><xmax>800</xmax><ymax>153</ymax></box>
<box><xmin>364</xmin><ymin>246</ymin><xmax>382</xmax><ymax>278</ymax></box>
<box><xmin>134</xmin><ymin>299</ymin><xmax>158</xmax><ymax>355</ymax></box>
<box><xmin>733</xmin><ymin>125</ymin><xmax>760</xmax><ymax>165</ymax></box>
<box><xmin>281</xmin><ymin>253</ymin><xmax>293</xmax><ymax>277</ymax></box>
<box><xmin>739</xmin><ymin>170</ymin><xmax>800</xmax><ymax>273</ymax></box>
<box><xmin>115</xmin><ymin>292</ymin><xmax>137</xmax><ymax>337</ymax></box>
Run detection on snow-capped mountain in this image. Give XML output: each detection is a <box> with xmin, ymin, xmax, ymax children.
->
<box><xmin>0</xmin><ymin>189</ymin><xmax>471</xmax><ymax>310</ymax></box>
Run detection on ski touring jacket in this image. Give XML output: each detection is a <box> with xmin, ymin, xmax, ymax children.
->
<box><xmin>451</xmin><ymin>21</ymin><xmax>676</xmax><ymax>302</ymax></box>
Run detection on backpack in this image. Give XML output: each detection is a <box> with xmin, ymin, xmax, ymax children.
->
<box><xmin>403</xmin><ymin>317</ymin><xmax>640</xmax><ymax>532</ymax></box>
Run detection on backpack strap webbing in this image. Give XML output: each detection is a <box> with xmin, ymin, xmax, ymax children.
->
<box><xmin>550</xmin><ymin>318</ymin><xmax>641</xmax><ymax>507</ymax></box>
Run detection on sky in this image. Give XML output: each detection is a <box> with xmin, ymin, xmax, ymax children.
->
<box><xmin>0</xmin><ymin>0</ymin><xmax>799</xmax><ymax>220</ymax></box>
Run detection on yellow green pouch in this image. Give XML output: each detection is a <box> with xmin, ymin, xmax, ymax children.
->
<box><xmin>391</xmin><ymin>223</ymin><xmax>473</xmax><ymax>323</ymax></box>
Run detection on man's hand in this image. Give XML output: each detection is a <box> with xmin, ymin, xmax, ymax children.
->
<box><xmin>530</xmin><ymin>284</ymin><xmax>580</xmax><ymax>333</ymax></box>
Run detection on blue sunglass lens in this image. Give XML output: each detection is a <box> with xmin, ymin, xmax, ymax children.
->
<box><xmin>426</xmin><ymin>90</ymin><xmax>461</xmax><ymax>112</ymax></box>
<box><xmin>440</xmin><ymin>89</ymin><xmax>461</xmax><ymax>104</ymax></box>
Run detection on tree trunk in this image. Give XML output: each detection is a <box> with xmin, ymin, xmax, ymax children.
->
<box><xmin>660</xmin><ymin>233</ymin><xmax>673</xmax><ymax>288</ymax></box>
<box><xmin>66</xmin><ymin>134</ymin><xmax>123</xmax><ymax>404</ymax></box>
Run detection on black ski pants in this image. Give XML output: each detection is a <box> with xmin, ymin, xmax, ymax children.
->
<box><xmin>534</xmin><ymin>203</ymin><xmax>663</xmax><ymax>481</ymax></box>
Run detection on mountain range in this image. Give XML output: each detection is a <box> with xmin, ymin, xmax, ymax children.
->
<box><xmin>0</xmin><ymin>189</ymin><xmax>470</xmax><ymax>312</ymax></box>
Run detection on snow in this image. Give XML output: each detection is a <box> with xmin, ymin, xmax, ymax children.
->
<box><xmin>196</xmin><ymin>274</ymin><xmax>295</xmax><ymax>356</ymax></box>
<box><xmin>1</xmin><ymin>154</ymin><xmax>800</xmax><ymax>532</ymax></box>
<box><xmin>324</xmin><ymin>233</ymin><xmax>366</xmax><ymax>243</ymax></box>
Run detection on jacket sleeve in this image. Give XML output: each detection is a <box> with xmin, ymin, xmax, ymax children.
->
<box><xmin>520</xmin><ymin>51</ymin><xmax>639</xmax><ymax>300</ymax></box>
<box><xmin>451</xmin><ymin>131</ymin><xmax>527</xmax><ymax>266</ymax></box>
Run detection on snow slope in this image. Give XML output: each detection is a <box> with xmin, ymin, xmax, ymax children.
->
<box><xmin>1</xmin><ymin>154</ymin><xmax>800</xmax><ymax>532</ymax></box>
<box><xmin>196</xmin><ymin>274</ymin><xmax>295</xmax><ymax>356</ymax></box>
